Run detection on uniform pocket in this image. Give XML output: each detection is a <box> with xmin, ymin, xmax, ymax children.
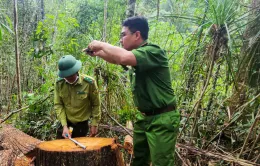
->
<box><xmin>160</xmin><ymin>111</ymin><xmax>180</xmax><ymax>132</ymax></box>
<box><xmin>73</xmin><ymin>93</ymin><xmax>88</xmax><ymax>107</ymax></box>
<box><xmin>77</xmin><ymin>93</ymin><xmax>88</xmax><ymax>99</ymax></box>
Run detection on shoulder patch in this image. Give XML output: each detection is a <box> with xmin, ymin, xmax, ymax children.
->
<box><xmin>83</xmin><ymin>77</ymin><xmax>94</xmax><ymax>84</ymax></box>
<box><xmin>56</xmin><ymin>77</ymin><xmax>64</xmax><ymax>83</ymax></box>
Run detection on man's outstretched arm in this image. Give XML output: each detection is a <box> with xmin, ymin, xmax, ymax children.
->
<box><xmin>83</xmin><ymin>40</ymin><xmax>137</xmax><ymax>66</ymax></box>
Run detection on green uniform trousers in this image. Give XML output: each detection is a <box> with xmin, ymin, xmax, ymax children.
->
<box><xmin>133</xmin><ymin>110</ymin><xmax>180</xmax><ymax>166</ymax></box>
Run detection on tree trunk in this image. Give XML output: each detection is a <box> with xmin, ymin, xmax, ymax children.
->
<box><xmin>13</xmin><ymin>0</ymin><xmax>22</xmax><ymax>108</ymax></box>
<box><xmin>126</xmin><ymin>0</ymin><xmax>136</xmax><ymax>18</ymax></box>
<box><xmin>157</xmin><ymin>0</ymin><xmax>160</xmax><ymax>20</ymax></box>
<box><xmin>35</xmin><ymin>137</ymin><xmax>124</xmax><ymax>166</ymax></box>
<box><xmin>103</xmin><ymin>0</ymin><xmax>108</xmax><ymax>42</ymax></box>
<box><xmin>40</xmin><ymin>0</ymin><xmax>45</xmax><ymax>20</ymax></box>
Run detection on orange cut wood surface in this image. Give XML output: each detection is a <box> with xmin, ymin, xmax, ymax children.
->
<box><xmin>37</xmin><ymin>137</ymin><xmax>116</xmax><ymax>151</ymax></box>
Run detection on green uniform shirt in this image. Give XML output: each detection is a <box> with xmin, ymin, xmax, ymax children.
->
<box><xmin>131</xmin><ymin>43</ymin><xmax>176</xmax><ymax>112</ymax></box>
<box><xmin>54</xmin><ymin>74</ymin><xmax>101</xmax><ymax>126</ymax></box>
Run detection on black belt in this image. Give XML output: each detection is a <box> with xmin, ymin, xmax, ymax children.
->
<box><xmin>67</xmin><ymin>120</ymin><xmax>88</xmax><ymax>127</ymax></box>
<box><xmin>142</xmin><ymin>105</ymin><xmax>176</xmax><ymax>116</ymax></box>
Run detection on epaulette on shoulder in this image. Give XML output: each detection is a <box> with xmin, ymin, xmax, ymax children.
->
<box><xmin>56</xmin><ymin>77</ymin><xmax>64</xmax><ymax>83</ymax></box>
<box><xmin>83</xmin><ymin>76</ymin><xmax>94</xmax><ymax>84</ymax></box>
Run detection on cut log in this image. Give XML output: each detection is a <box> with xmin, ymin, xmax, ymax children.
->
<box><xmin>124</xmin><ymin>135</ymin><xmax>133</xmax><ymax>154</ymax></box>
<box><xmin>124</xmin><ymin>121</ymin><xmax>133</xmax><ymax>154</ymax></box>
<box><xmin>36</xmin><ymin>137</ymin><xmax>124</xmax><ymax>166</ymax></box>
<box><xmin>0</xmin><ymin>124</ymin><xmax>41</xmax><ymax>166</ymax></box>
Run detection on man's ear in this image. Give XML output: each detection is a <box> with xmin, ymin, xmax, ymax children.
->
<box><xmin>135</xmin><ymin>31</ymin><xmax>142</xmax><ymax>40</ymax></box>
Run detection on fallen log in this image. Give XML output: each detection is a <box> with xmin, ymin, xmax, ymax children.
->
<box><xmin>35</xmin><ymin>137</ymin><xmax>124</xmax><ymax>166</ymax></box>
<box><xmin>0</xmin><ymin>124</ymin><xmax>41</xmax><ymax>166</ymax></box>
<box><xmin>124</xmin><ymin>120</ymin><xmax>133</xmax><ymax>155</ymax></box>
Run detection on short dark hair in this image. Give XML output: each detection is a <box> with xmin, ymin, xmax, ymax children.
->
<box><xmin>122</xmin><ymin>16</ymin><xmax>149</xmax><ymax>40</ymax></box>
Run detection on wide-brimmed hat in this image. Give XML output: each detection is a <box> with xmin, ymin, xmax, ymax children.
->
<box><xmin>58</xmin><ymin>55</ymin><xmax>82</xmax><ymax>78</ymax></box>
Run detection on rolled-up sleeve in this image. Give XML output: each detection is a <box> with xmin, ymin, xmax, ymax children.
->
<box><xmin>132</xmin><ymin>44</ymin><xmax>168</xmax><ymax>72</ymax></box>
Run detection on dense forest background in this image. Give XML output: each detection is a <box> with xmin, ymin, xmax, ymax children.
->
<box><xmin>0</xmin><ymin>0</ymin><xmax>260</xmax><ymax>165</ymax></box>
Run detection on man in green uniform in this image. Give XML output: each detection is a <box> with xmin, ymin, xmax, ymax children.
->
<box><xmin>83</xmin><ymin>16</ymin><xmax>180</xmax><ymax>166</ymax></box>
<box><xmin>54</xmin><ymin>55</ymin><xmax>101</xmax><ymax>139</ymax></box>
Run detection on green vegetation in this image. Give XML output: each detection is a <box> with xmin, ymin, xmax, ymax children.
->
<box><xmin>0</xmin><ymin>0</ymin><xmax>259</xmax><ymax>164</ymax></box>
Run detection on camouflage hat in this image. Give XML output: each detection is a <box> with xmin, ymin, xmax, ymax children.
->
<box><xmin>58</xmin><ymin>55</ymin><xmax>82</xmax><ymax>78</ymax></box>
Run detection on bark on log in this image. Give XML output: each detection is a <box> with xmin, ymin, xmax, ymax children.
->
<box><xmin>0</xmin><ymin>124</ymin><xmax>41</xmax><ymax>166</ymax></box>
<box><xmin>14</xmin><ymin>155</ymin><xmax>35</xmax><ymax>166</ymax></box>
<box><xmin>36</xmin><ymin>137</ymin><xmax>124</xmax><ymax>166</ymax></box>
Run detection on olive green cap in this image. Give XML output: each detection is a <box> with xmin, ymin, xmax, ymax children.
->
<box><xmin>58</xmin><ymin>55</ymin><xmax>82</xmax><ymax>78</ymax></box>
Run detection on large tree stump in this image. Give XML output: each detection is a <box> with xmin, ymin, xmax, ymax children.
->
<box><xmin>36</xmin><ymin>137</ymin><xmax>124</xmax><ymax>166</ymax></box>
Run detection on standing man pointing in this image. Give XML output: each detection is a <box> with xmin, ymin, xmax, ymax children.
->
<box><xmin>83</xmin><ymin>16</ymin><xmax>180</xmax><ymax>166</ymax></box>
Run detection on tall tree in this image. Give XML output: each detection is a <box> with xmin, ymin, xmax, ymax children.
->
<box><xmin>126</xmin><ymin>0</ymin><xmax>136</xmax><ymax>18</ymax></box>
<box><xmin>13</xmin><ymin>0</ymin><xmax>21</xmax><ymax>108</ymax></box>
<box><xmin>157</xmin><ymin>0</ymin><xmax>160</xmax><ymax>20</ymax></box>
<box><xmin>39</xmin><ymin>0</ymin><xmax>45</xmax><ymax>20</ymax></box>
<box><xmin>103</xmin><ymin>0</ymin><xmax>108</xmax><ymax>42</ymax></box>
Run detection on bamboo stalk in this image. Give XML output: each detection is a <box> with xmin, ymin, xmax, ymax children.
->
<box><xmin>239</xmin><ymin>109</ymin><xmax>260</xmax><ymax>157</ymax></box>
<box><xmin>248</xmin><ymin>132</ymin><xmax>260</xmax><ymax>159</ymax></box>
<box><xmin>101</xmin><ymin>103</ymin><xmax>133</xmax><ymax>137</ymax></box>
<box><xmin>205</xmin><ymin>92</ymin><xmax>260</xmax><ymax>147</ymax></box>
<box><xmin>177</xmin><ymin>143</ymin><xmax>260</xmax><ymax>166</ymax></box>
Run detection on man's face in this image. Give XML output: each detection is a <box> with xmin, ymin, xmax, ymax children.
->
<box><xmin>120</xmin><ymin>26</ymin><xmax>137</xmax><ymax>51</ymax></box>
<box><xmin>64</xmin><ymin>73</ymin><xmax>78</xmax><ymax>84</ymax></box>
